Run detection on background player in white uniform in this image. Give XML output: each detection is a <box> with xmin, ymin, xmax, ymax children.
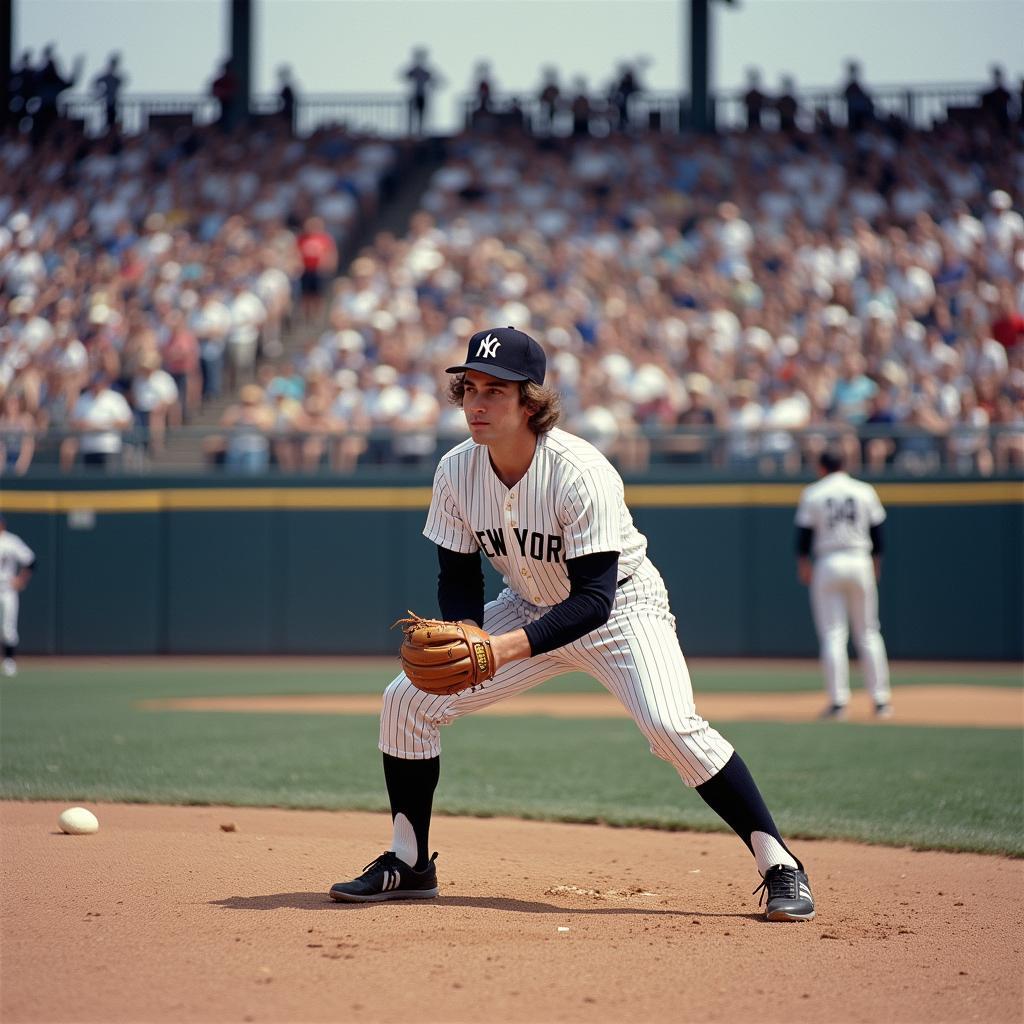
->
<box><xmin>331</xmin><ymin>327</ymin><xmax>816</xmax><ymax>921</ymax></box>
<box><xmin>795</xmin><ymin>451</ymin><xmax>892</xmax><ymax>719</ymax></box>
<box><xmin>0</xmin><ymin>515</ymin><xmax>35</xmax><ymax>677</ymax></box>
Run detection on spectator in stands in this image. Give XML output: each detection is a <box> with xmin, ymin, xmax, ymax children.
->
<box><xmin>296</xmin><ymin>216</ymin><xmax>338</xmax><ymax>320</ymax></box>
<box><xmin>130</xmin><ymin>350</ymin><xmax>179</xmax><ymax>454</ymax></box>
<box><xmin>32</xmin><ymin>45</ymin><xmax>83</xmax><ymax>142</ymax></box>
<box><xmin>842</xmin><ymin>60</ymin><xmax>875</xmax><ymax>133</ymax></box>
<box><xmin>861</xmin><ymin>388</ymin><xmax>899</xmax><ymax>471</ymax></box>
<box><xmin>830</xmin><ymin>353</ymin><xmax>878</xmax><ymax>426</ymax></box>
<box><xmin>194</xmin><ymin>289</ymin><xmax>231</xmax><ymax>399</ymax></box>
<box><xmin>60</xmin><ymin>372</ymin><xmax>133</xmax><ymax>471</ymax></box>
<box><xmin>991</xmin><ymin>283</ymin><xmax>1024</xmax><ymax>351</ymax></box>
<box><xmin>210</xmin><ymin>59</ymin><xmax>240</xmax><ymax>132</ymax></box>
<box><xmin>160</xmin><ymin>309</ymin><xmax>200</xmax><ymax>422</ymax></box>
<box><xmin>391</xmin><ymin>380</ymin><xmax>440</xmax><ymax>466</ymax></box>
<box><xmin>992</xmin><ymin>393</ymin><xmax>1024</xmax><ymax>472</ymax></box>
<box><xmin>569</xmin><ymin>78</ymin><xmax>593</xmax><ymax>138</ymax></box>
<box><xmin>661</xmin><ymin>373</ymin><xmax>721</xmax><ymax>465</ymax></box>
<box><xmin>743</xmin><ymin>68</ymin><xmax>768</xmax><ymax>132</ymax></box>
<box><xmin>276</xmin><ymin>65</ymin><xmax>298</xmax><ymax>136</ymax></box>
<box><xmin>946</xmin><ymin>385</ymin><xmax>993</xmax><ymax>475</ymax></box>
<box><xmin>92</xmin><ymin>53</ymin><xmax>125</xmax><ymax>134</ymax></box>
<box><xmin>225</xmin><ymin>278</ymin><xmax>266</xmax><ymax>393</ymax></box>
<box><xmin>293</xmin><ymin>392</ymin><xmax>342</xmax><ymax>472</ymax></box>
<box><xmin>0</xmin><ymin>391</ymin><xmax>36</xmax><ymax>476</ymax></box>
<box><xmin>328</xmin><ymin>369</ymin><xmax>370</xmax><ymax>472</ymax></box>
<box><xmin>610</xmin><ymin>62</ymin><xmax>642</xmax><ymax>132</ymax></box>
<box><xmin>984</xmin><ymin>190</ymin><xmax>1024</xmax><ymax>265</ymax></box>
<box><xmin>775</xmin><ymin>76</ymin><xmax>799</xmax><ymax>133</ymax></box>
<box><xmin>205</xmin><ymin>384</ymin><xmax>274</xmax><ymax>473</ymax></box>
<box><xmin>537</xmin><ymin>67</ymin><xmax>562</xmax><ymax>133</ymax></box>
<box><xmin>472</xmin><ymin>61</ymin><xmax>494</xmax><ymax>116</ymax></box>
<box><xmin>724</xmin><ymin>379</ymin><xmax>764</xmax><ymax>469</ymax></box>
<box><xmin>980</xmin><ymin>65</ymin><xmax>1012</xmax><ymax>133</ymax></box>
<box><xmin>401</xmin><ymin>47</ymin><xmax>442</xmax><ymax>137</ymax></box>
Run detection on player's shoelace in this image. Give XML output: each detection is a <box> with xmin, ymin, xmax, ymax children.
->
<box><xmin>361</xmin><ymin>852</ymin><xmax>401</xmax><ymax>877</ymax></box>
<box><xmin>753</xmin><ymin>866</ymin><xmax>798</xmax><ymax>906</ymax></box>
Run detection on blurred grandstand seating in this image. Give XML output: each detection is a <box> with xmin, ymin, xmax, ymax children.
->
<box><xmin>1</xmin><ymin>83</ymin><xmax>1022</xmax><ymax>478</ymax></box>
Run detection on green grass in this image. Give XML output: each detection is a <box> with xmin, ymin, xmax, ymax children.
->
<box><xmin>1</xmin><ymin>662</ymin><xmax>1021</xmax><ymax>855</ymax></box>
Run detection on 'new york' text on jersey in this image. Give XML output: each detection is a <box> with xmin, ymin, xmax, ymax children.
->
<box><xmin>424</xmin><ymin>428</ymin><xmax>648</xmax><ymax>607</ymax></box>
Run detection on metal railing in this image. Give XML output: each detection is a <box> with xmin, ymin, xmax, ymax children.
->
<box><xmin>55</xmin><ymin>92</ymin><xmax>410</xmax><ymax>137</ymax></box>
<box><xmin>3</xmin><ymin>424</ymin><xmax>1021</xmax><ymax>479</ymax></box>
<box><xmin>463</xmin><ymin>81</ymin><xmax>1003</xmax><ymax>134</ymax></box>
<box><xmin>44</xmin><ymin>80</ymin><xmax>1007</xmax><ymax>140</ymax></box>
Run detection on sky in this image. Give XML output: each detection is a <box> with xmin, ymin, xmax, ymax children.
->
<box><xmin>14</xmin><ymin>0</ymin><xmax>1024</xmax><ymax>131</ymax></box>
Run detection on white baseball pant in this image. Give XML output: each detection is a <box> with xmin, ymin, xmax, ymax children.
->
<box><xmin>810</xmin><ymin>551</ymin><xmax>891</xmax><ymax>707</ymax></box>
<box><xmin>0</xmin><ymin>589</ymin><xmax>19</xmax><ymax>647</ymax></box>
<box><xmin>379</xmin><ymin>572</ymin><xmax>735</xmax><ymax>788</ymax></box>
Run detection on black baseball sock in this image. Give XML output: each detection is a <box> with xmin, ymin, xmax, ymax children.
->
<box><xmin>3</xmin><ymin>644</ymin><xmax>15</xmax><ymax>659</ymax></box>
<box><xmin>382</xmin><ymin>753</ymin><xmax>439</xmax><ymax>871</ymax></box>
<box><xmin>695</xmin><ymin>752</ymin><xmax>800</xmax><ymax>869</ymax></box>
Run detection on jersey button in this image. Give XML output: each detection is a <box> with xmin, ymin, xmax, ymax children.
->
<box><xmin>533</xmin><ymin>595</ymin><xmax>541</xmax><ymax>603</ymax></box>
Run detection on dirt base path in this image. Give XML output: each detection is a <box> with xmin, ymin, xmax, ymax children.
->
<box><xmin>2</xmin><ymin>801</ymin><xmax>1020</xmax><ymax>1024</ymax></box>
<box><xmin>143</xmin><ymin>684</ymin><xmax>1021</xmax><ymax>728</ymax></box>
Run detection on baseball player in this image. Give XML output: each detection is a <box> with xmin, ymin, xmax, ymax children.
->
<box><xmin>0</xmin><ymin>515</ymin><xmax>35</xmax><ymax>678</ymax></box>
<box><xmin>795</xmin><ymin>451</ymin><xmax>892</xmax><ymax>719</ymax></box>
<box><xmin>330</xmin><ymin>327</ymin><xmax>815</xmax><ymax>921</ymax></box>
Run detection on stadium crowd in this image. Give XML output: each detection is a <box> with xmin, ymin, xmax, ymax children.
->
<box><xmin>1</xmin><ymin>65</ymin><xmax>1022</xmax><ymax>477</ymax></box>
<box><xmin>220</xmin><ymin>117</ymin><xmax>1023</xmax><ymax>476</ymax></box>
<box><xmin>0</xmin><ymin>118</ymin><xmax>399</xmax><ymax>471</ymax></box>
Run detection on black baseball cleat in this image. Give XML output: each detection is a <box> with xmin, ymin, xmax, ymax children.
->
<box><xmin>874</xmin><ymin>703</ymin><xmax>894</xmax><ymax>719</ymax></box>
<box><xmin>819</xmin><ymin>703</ymin><xmax>847</xmax><ymax>721</ymax></box>
<box><xmin>329</xmin><ymin>851</ymin><xmax>439</xmax><ymax>903</ymax></box>
<box><xmin>754</xmin><ymin>864</ymin><xmax>816</xmax><ymax>921</ymax></box>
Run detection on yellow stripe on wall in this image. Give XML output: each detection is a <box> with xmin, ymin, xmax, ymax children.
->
<box><xmin>0</xmin><ymin>481</ymin><xmax>1020</xmax><ymax>514</ymax></box>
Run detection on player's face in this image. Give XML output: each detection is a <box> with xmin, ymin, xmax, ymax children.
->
<box><xmin>461</xmin><ymin>371</ymin><xmax>532</xmax><ymax>446</ymax></box>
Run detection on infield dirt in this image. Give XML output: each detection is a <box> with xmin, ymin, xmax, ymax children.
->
<box><xmin>2</xmin><ymin>801</ymin><xmax>1021</xmax><ymax>1024</ymax></box>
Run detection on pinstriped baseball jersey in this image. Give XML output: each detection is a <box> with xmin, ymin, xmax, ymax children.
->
<box><xmin>380</xmin><ymin>425</ymin><xmax>737</xmax><ymax>787</ymax></box>
<box><xmin>423</xmin><ymin>427</ymin><xmax>648</xmax><ymax>607</ymax></box>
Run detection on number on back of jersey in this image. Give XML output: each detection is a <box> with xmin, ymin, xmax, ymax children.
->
<box><xmin>825</xmin><ymin>496</ymin><xmax>857</xmax><ymax>530</ymax></box>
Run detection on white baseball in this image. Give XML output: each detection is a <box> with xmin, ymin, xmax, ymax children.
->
<box><xmin>58</xmin><ymin>807</ymin><xmax>99</xmax><ymax>835</ymax></box>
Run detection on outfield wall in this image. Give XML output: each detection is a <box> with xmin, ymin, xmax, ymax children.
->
<box><xmin>1</xmin><ymin>477</ymin><xmax>1020</xmax><ymax>660</ymax></box>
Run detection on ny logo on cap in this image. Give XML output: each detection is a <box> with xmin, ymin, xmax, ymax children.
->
<box><xmin>475</xmin><ymin>333</ymin><xmax>501</xmax><ymax>359</ymax></box>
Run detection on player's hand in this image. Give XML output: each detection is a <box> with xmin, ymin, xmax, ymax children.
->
<box><xmin>797</xmin><ymin>560</ymin><xmax>812</xmax><ymax>586</ymax></box>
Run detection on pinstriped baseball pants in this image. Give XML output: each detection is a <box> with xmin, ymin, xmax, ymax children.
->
<box><xmin>379</xmin><ymin>572</ymin><xmax>735</xmax><ymax>788</ymax></box>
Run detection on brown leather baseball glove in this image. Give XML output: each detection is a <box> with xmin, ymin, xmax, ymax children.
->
<box><xmin>393</xmin><ymin>611</ymin><xmax>497</xmax><ymax>696</ymax></box>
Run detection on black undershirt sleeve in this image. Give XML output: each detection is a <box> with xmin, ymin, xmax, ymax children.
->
<box><xmin>436</xmin><ymin>545</ymin><xmax>485</xmax><ymax>626</ymax></box>
<box><xmin>523</xmin><ymin>550</ymin><xmax>619</xmax><ymax>656</ymax></box>
<box><xmin>869</xmin><ymin>523</ymin><xmax>884</xmax><ymax>556</ymax></box>
<box><xmin>796</xmin><ymin>527</ymin><xmax>813</xmax><ymax>557</ymax></box>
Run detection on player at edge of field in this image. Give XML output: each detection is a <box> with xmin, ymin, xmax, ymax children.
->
<box><xmin>0</xmin><ymin>514</ymin><xmax>35</xmax><ymax>678</ymax></box>
<box><xmin>329</xmin><ymin>327</ymin><xmax>815</xmax><ymax>921</ymax></box>
<box><xmin>795</xmin><ymin>450</ymin><xmax>893</xmax><ymax>720</ymax></box>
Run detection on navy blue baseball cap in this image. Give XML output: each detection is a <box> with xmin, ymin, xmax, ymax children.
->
<box><xmin>446</xmin><ymin>326</ymin><xmax>546</xmax><ymax>385</ymax></box>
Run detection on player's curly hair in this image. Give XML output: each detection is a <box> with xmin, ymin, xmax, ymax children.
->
<box><xmin>447</xmin><ymin>375</ymin><xmax>562</xmax><ymax>435</ymax></box>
